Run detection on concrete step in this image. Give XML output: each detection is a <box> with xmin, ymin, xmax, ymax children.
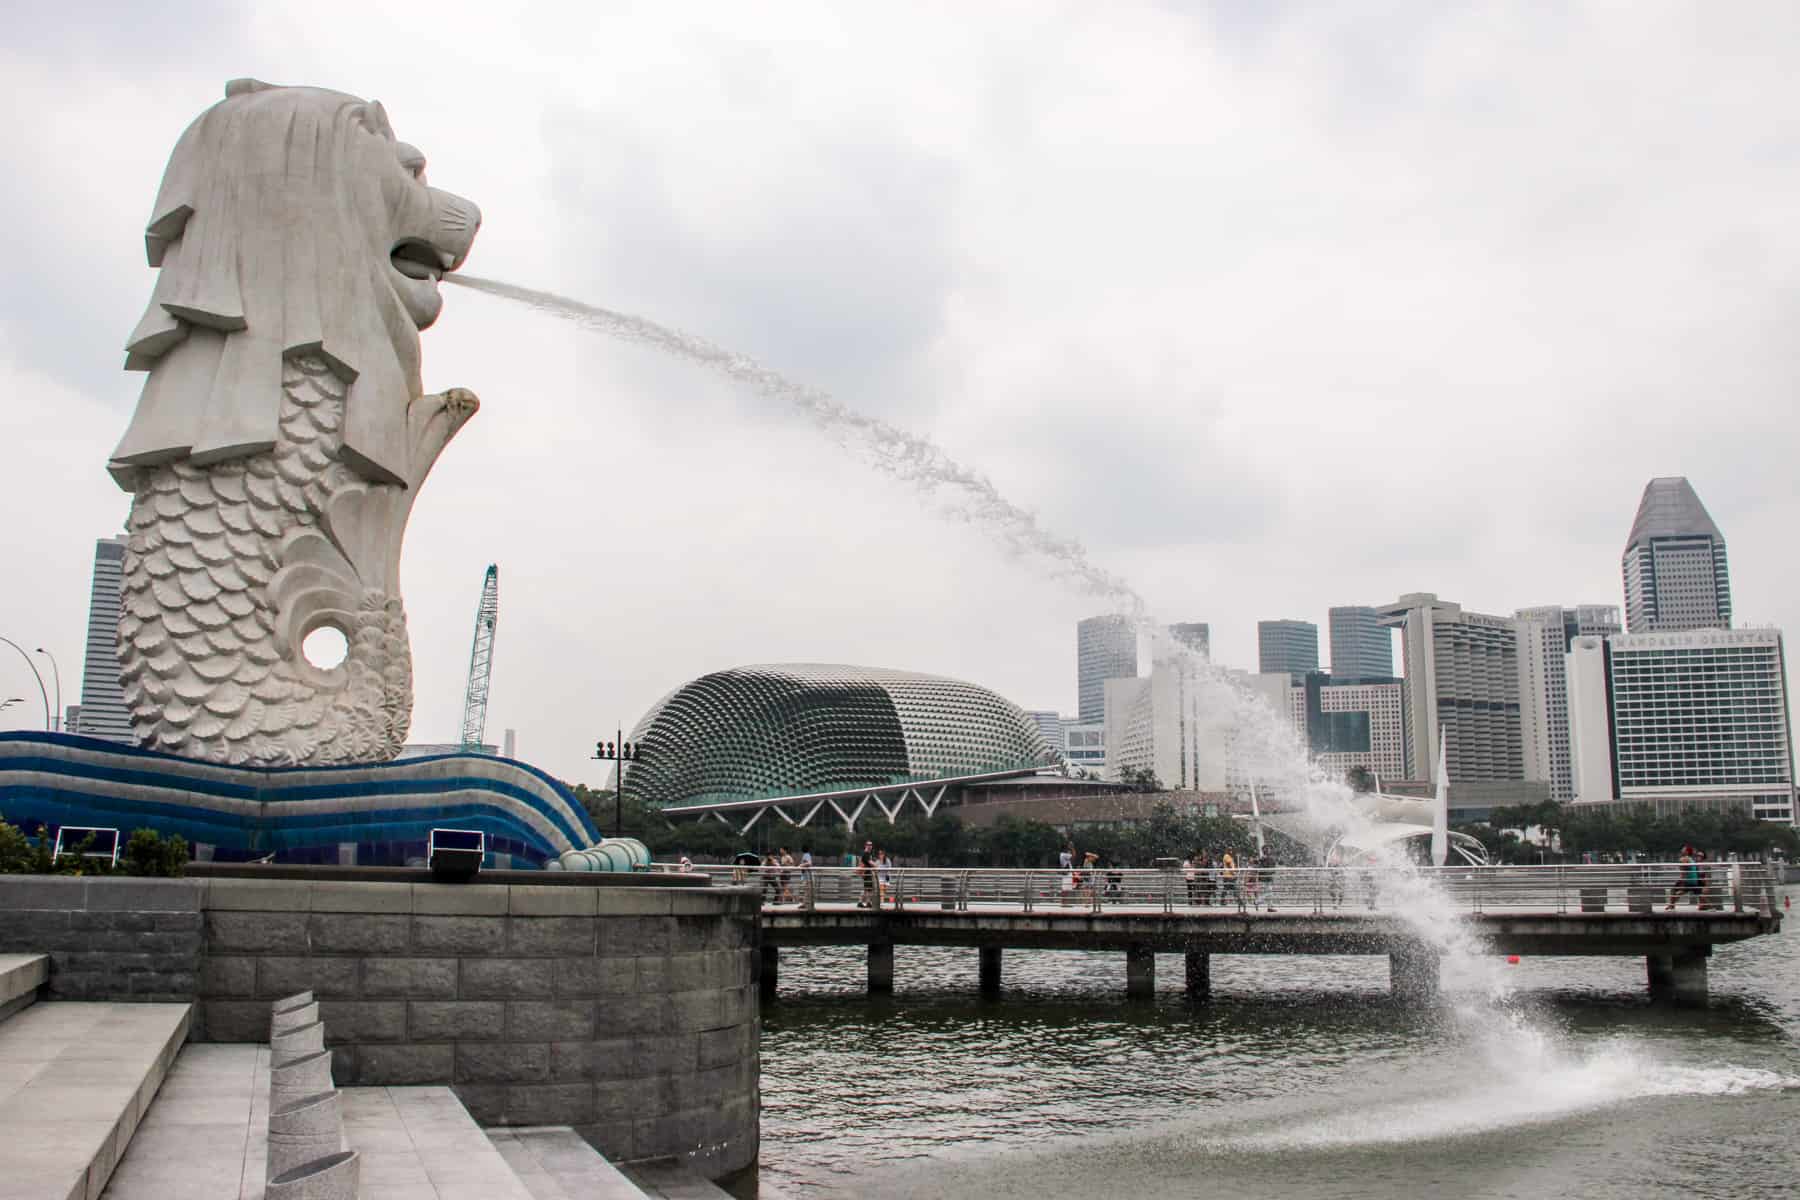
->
<box><xmin>487</xmin><ymin>1127</ymin><xmax>649</xmax><ymax>1200</ymax></box>
<box><xmin>621</xmin><ymin>1161</ymin><xmax>736</xmax><ymax>1200</ymax></box>
<box><xmin>0</xmin><ymin>954</ymin><xmax>49</xmax><ymax>1023</ymax></box>
<box><xmin>340</xmin><ymin>1086</ymin><xmax>536</xmax><ymax>1200</ymax></box>
<box><xmin>0</xmin><ymin>1001</ymin><xmax>190</xmax><ymax>1200</ymax></box>
<box><xmin>101</xmin><ymin>1043</ymin><xmax>268</xmax><ymax>1200</ymax></box>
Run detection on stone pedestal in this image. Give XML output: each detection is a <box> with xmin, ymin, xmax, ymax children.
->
<box><xmin>1389</xmin><ymin>946</ymin><xmax>1440</xmax><ymax>1001</ymax></box>
<box><xmin>1125</xmin><ymin>945</ymin><xmax>1155</xmax><ymax>999</ymax></box>
<box><xmin>1647</xmin><ymin>947</ymin><xmax>1709</xmax><ymax>1004</ymax></box>
<box><xmin>978</xmin><ymin>946</ymin><xmax>1002</xmax><ymax>995</ymax></box>
<box><xmin>1184</xmin><ymin>951</ymin><xmax>1211</xmax><ymax>1000</ymax></box>
<box><xmin>868</xmin><ymin>943</ymin><xmax>894</xmax><ymax>994</ymax></box>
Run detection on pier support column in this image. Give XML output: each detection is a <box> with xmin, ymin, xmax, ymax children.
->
<box><xmin>1389</xmin><ymin>946</ymin><xmax>1440</xmax><ymax>1001</ymax></box>
<box><xmin>978</xmin><ymin>946</ymin><xmax>1002</xmax><ymax>995</ymax></box>
<box><xmin>1126</xmin><ymin>945</ymin><xmax>1155</xmax><ymax>999</ymax></box>
<box><xmin>869</xmin><ymin>943</ymin><xmax>894</xmax><ymax>994</ymax></box>
<box><xmin>1647</xmin><ymin>947</ymin><xmax>1709</xmax><ymax>1004</ymax></box>
<box><xmin>1184</xmin><ymin>951</ymin><xmax>1211</xmax><ymax>1000</ymax></box>
<box><xmin>759</xmin><ymin>944</ymin><xmax>779</xmax><ymax>1002</ymax></box>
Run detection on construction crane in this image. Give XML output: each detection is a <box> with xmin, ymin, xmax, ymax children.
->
<box><xmin>459</xmin><ymin>565</ymin><xmax>499</xmax><ymax>751</ymax></box>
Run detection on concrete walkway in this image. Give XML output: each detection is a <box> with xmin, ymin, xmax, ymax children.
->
<box><xmin>622</xmin><ymin>1161</ymin><xmax>737</xmax><ymax>1199</ymax></box>
<box><xmin>341</xmin><ymin>1086</ymin><xmax>535</xmax><ymax>1200</ymax></box>
<box><xmin>103</xmin><ymin>1043</ymin><xmax>268</xmax><ymax>1200</ymax></box>
<box><xmin>0</xmin><ymin>1001</ymin><xmax>189</xmax><ymax>1200</ymax></box>
<box><xmin>488</xmin><ymin>1127</ymin><xmax>649</xmax><ymax>1199</ymax></box>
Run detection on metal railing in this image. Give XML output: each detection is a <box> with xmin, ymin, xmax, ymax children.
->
<box><xmin>654</xmin><ymin>861</ymin><xmax>1782</xmax><ymax>918</ymax></box>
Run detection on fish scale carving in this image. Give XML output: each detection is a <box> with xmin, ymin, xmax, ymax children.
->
<box><xmin>119</xmin><ymin>355</ymin><xmax>411</xmax><ymax>765</ymax></box>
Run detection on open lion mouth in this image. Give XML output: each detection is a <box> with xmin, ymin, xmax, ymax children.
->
<box><xmin>391</xmin><ymin>240</ymin><xmax>452</xmax><ymax>283</ymax></box>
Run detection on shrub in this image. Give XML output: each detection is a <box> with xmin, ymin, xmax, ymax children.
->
<box><xmin>123</xmin><ymin>827</ymin><xmax>189</xmax><ymax>877</ymax></box>
<box><xmin>0</xmin><ymin>816</ymin><xmax>187</xmax><ymax>876</ymax></box>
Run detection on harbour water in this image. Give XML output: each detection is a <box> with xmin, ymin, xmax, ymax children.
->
<box><xmin>459</xmin><ymin>275</ymin><xmax>1800</xmax><ymax>1197</ymax></box>
<box><xmin>752</xmin><ymin>886</ymin><xmax>1798</xmax><ymax>1199</ymax></box>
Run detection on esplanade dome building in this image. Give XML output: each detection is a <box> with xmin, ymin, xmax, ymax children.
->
<box><xmin>620</xmin><ymin>664</ymin><xmax>1057</xmax><ymax>809</ymax></box>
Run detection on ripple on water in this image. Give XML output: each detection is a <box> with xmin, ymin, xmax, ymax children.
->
<box><xmin>757</xmin><ymin>908</ymin><xmax>1800</xmax><ymax>1199</ymax></box>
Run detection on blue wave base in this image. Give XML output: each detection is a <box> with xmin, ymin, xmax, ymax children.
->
<box><xmin>0</xmin><ymin>732</ymin><xmax>600</xmax><ymax>868</ymax></box>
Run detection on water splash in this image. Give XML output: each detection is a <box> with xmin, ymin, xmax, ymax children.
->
<box><xmin>1221</xmin><ymin>1033</ymin><xmax>1800</xmax><ymax>1151</ymax></box>
<box><xmin>446</xmin><ymin>274</ymin><xmax>1145</xmax><ymax>614</ymax></box>
<box><xmin>467</xmin><ymin>272</ymin><xmax>1768</xmax><ymax>1152</ymax></box>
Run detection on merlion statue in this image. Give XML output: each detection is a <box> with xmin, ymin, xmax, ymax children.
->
<box><xmin>107</xmin><ymin>80</ymin><xmax>481</xmax><ymax>765</ymax></box>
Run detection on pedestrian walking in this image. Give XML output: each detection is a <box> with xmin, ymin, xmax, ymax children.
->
<box><xmin>775</xmin><ymin>847</ymin><xmax>796</xmax><ymax>903</ymax></box>
<box><xmin>858</xmin><ymin>840</ymin><xmax>878</xmax><ymax>908</ymax></box>
<box><xmin>1666</xmin><ymin>846</ymin><xmax>1702</xmax><ymax>910</ymax></box>
<box><xmin>877</xmin><ymin>849</ymin><xmax>895</xmax><ymax>907</ymax></box>
<box><xmin>1255</xmin><ymin>849</ymin><xmax>1277</xmax><ymax>912</ymax></box>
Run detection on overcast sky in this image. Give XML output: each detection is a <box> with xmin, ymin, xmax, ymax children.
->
<box><xmin>3</xmin><ymin>2</ymin><xmax>1797</xmax><ymax>784</ymax></box>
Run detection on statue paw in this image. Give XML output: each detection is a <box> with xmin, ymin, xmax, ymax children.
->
<box><xmin>438</xmin><ymin>387</ymin><xmax>480</xmax><ymax>420</ymax></box>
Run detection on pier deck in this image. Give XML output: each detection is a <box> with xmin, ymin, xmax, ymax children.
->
<box><xmin>681</xmin><ymin>863</ymin><xmax>1786</xmax><ymax>1004</ymax></box>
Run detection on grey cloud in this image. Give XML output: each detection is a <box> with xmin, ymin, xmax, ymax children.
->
<box><xmin>6</xmin><ymin>2</ymin><xmax>1800</xmax><ymax>777</ymax></box>
<box><xmin>540</xmin><ymin>102</ymin><xmax>958</xmax><ymax>426</ymax></box>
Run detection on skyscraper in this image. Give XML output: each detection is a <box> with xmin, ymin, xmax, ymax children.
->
<box><xmin>1377</xmin><ymin>594</ymin><xmax>1523</xmax><ymax>783</ymax></box>
<box><xmin>1515</xmin><ymin>604</ymin><xmax>1623</xmax><ymax>803</ymax></box>
<box><xmin>1621</xmin><ymin>477</ymin><xmax>1731</xmax><ymax>633</ymax></box>
<box><xmin>75</xmin><ymin>536</ymin><xmax>133</xmax><ymax>744</ymax></box>
<box><xmin>1257</xmin><ymin>619</ymin><xmax>1319</xmax><ymax>679</ymax></box>
<box><xmin>1077</xmin><ymin>614</ymin><xmax>1138</xmax><ymax>723</ymax></box>
<box><xmin>1329</xmin><ymin>606</ymin><xmax>1393</xmax><ymax>678</ymax></box>
<box><xmin>1567</xmin><ymin>628</ymin><xmax>1794</xmax><ymax>825</ymax></box>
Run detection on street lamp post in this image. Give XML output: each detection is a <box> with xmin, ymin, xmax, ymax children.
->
<box><xmin>591</xmin><ymin>728</ymin><xmax>643</xmax><ymax>840</ymax></box>
<box><xmin>0</xmin><ymin>636</ymin><xmax>49</xmax><ymax>731</ymax></box>
<box><xmin>34</xmin><ymin>648</ymin><xmax>61</xmax><ymax>733</ymax></box>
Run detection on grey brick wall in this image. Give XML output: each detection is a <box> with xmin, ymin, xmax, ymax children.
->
<box><xmin>0</xmin><ymin>874</ymin><xmax>761</xmax><ymax>1179</ymax></box>
<box><xmin>0</xmin><ymin>876</ymin><xmax>204</xmax><ymax>1001</ymax></box>
<box><xmin>196</xmin><ymin>878</ymin><xmax>760</xmax><ymax>1176</ymax></box>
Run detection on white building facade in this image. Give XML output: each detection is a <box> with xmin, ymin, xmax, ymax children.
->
<box><xmin>1565</xmin><ymin>635</ymin><xmax>1615</xmax><ymax>805</ymax></box>
<box><xmin>1104</xmin><ymin>663</ymin><xmax>1303</xmax><ymax>793</ymax></box>
<box><xmin>1569</xmin><ymin>628</ymin><xmax>1795</xmax><ymax>825</ymax></box>
<box><xmin>1515</xmin><ymin>604</ymin><xmax>1621</xmax><ymax>804</ymax></box>
<box><xmin>1377</xmin><ymin>594</ymin><xmax>1523</xmax><ymax>784</ymax></box>
<box><xmin>1063</xmin><ymin>721</ymin><xmax>1105</xmax><ymax>775</ymax></box>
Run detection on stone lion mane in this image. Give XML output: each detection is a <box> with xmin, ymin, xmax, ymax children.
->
<box><xmin>111</xmin><ymin>78</ymin><xmax>437</xmax><ymax>491</ymax></box>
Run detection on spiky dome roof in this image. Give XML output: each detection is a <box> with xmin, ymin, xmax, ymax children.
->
<box><xmin>620</xmin><ymin>664</ymin><xmax>1055</xmax><ymax>808</ymax></box>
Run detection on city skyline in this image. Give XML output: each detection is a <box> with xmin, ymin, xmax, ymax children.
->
<box><xmin>5</xmin><ymin>6</ymin><xmax>1800</xmax><ymax>787</ymax></box>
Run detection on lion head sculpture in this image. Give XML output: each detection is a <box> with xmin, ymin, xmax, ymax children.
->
<box><xmin>109</xmin><ymin>79</ymin><xmax>481</xmax><ymax>491</ymax></box>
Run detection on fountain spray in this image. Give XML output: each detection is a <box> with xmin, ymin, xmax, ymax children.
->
<box><xmin>446</xmin><ymin>274</ymin><xmax>1145</xmax><ymax>615</ymax></box>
